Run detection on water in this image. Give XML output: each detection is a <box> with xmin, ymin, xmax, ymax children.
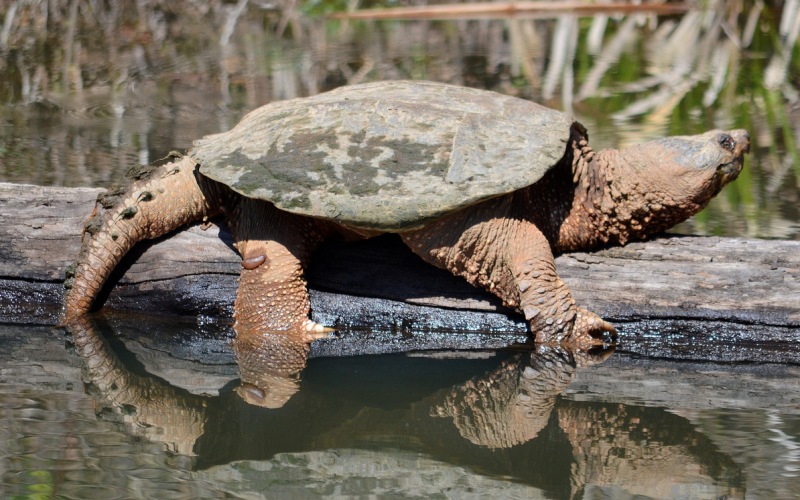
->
<box><xmin>1</xmin><ymin>1</ymin><xmax>799</xmax><ymax>497</ymax></box>
<box><xmin>2</xmin><ymin>321</ymin><xmax>799</xmax><ymax>498</ymax></box>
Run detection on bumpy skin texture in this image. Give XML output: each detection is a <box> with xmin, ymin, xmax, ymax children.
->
<box><xmin>62</xmin><ymin>88</ymin><xmax>749</xmax><ymax>398</ymax></box>
<box><xmin>431</xmin><ymin>345</ymin><xmax>613</xmax><ymax>449</ymax></box>
<box><xmin>402</xmin><ymin>193</ymin><xmax>596</xmax><ymax>344</ymax></box>
<box><xmin>64</xmin><ymin>314</ymin><xmax>208</xmax><ymax>455</ymax></box>
<box><xmin>64</xmin><ymin>156</ymin><xmax>219</xmax><ymax>318</ymax></box>
<box><xmin>403</xmin><ymin>126</ymin><xmax>749</xmax><ymax>344</ymax></box>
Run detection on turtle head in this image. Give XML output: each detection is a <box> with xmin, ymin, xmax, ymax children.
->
<box><xmin>645</xmin><ymin>129</ymin><xmax>749</xmax><ymax>199</ymax></box>
<box><xmin>606</xmin><ymin>128</ymin><xmax>750</xmax><ymax>240</ymax></box>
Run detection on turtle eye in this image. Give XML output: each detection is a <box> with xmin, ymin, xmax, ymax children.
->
<box><xmin>718</xmin><ymin>134</ymin><xmax>735</xmax><ymax>152</ymax></box>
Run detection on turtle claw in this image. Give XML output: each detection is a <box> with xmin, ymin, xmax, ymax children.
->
<box><xmin>569</xmin><ymin>307</ymin><xmax>617</xmax><ymax>347</ymax></box>
<box><xmin>532</xmin><ymin>307</ymin><xmax>616</xmax><ymax>347</ymax></box>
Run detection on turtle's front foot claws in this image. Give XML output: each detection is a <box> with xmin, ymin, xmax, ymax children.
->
<box><xmin>569</xmin><ymin>307</ymin><xmax>617</xmax><ymax>347</ymax></box>
<box><xmin>533</xmin><ymin>307</ymin><xmax>616</xmax><ymax>347</ymax></box>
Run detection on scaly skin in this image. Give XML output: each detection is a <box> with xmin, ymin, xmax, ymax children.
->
<box><xmin>402</xmin><ymin>196</ymin><xmax>604</xmax><ymax>345</ymax></box>
<box><xmin>62</xmin><ymin>158</ymin><xmax>332</xmax><ymax>404</ymax></box>
<box><xmin>226</xmin><ymin>197</ymin><xmax>333</xmax><ymax>405</ymax></box>
<box><xmin>552</xmin><ymin>130</ymin><xmax>745</xmax><ymax>251</ymax></box>
<box><xmin>431</xmin><ymin>345</ymin><xmax>614</xmax><ymax>449</ymax></box>
<box><xmin>63</xmin><ymin>156</ymin><xmax>219</xmax><ymax>319</ymax></box>
<box><xmin>64</xmin><ymin>315</ymin><xmax>208</xmax><ymax>455</ymax></box>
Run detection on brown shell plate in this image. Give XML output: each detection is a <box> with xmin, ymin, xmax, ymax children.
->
<box><xmin>191</xmin><ymin>81</ymin><xmax>573</xmax><ymax>230</ymax></box>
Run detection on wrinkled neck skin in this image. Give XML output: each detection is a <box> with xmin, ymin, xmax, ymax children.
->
<box><xmin>532</xmin><ymin>129</ymin><xmax>710</xmax><ymax>253</ymax></box>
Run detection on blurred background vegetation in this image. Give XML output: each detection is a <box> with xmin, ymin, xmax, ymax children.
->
<box><xmin>0</xmin><ymin>0</ymin><xmax>797</xmax><ymax>238</ymax></box>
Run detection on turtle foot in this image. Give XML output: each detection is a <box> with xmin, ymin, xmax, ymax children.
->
<box><xmin>533</xmin><ymin>307</ymin><xmax>617</xmax><ymax>348</ymax></box>
<box><xmin>569</xmin><ymin>307</ymin><xmax>617</xmax><ymax>347</ymax></box>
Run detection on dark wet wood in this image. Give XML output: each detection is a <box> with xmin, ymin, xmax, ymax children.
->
<box><xmin>1</xmin><ymin>182</ymin><xmax>799</xmax><ymax>332</ymax></box>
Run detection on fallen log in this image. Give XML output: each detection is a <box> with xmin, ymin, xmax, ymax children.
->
<box><xmin>1</xmin><ymin>182</ymin><xmax>799</xmax><ymax>361</ymax></box>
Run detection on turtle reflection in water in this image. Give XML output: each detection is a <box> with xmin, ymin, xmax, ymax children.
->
<box><xmin>65</xmin><ymin>316</ymin><xmax>743</xmax><ymax>498</ymax></box>
<box><xmin>431</xmin><ymin>345</ymin><xmax>612</xmax><ymax>449</ymax></box>
<box><xmin>62</xmin><ymin>81</ymin><xmax>749</xmax><ymax>398</ymax></box>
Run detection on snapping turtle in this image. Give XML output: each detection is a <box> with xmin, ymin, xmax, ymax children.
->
<box><xmin>63</xmin><ymin>80</ymin><xmax>749</xmax><ymax>377</ymax></box>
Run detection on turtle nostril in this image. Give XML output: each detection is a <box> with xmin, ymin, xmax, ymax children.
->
<box><xmin>735</xmin><ymin>130</ymin><xmax>751</xmax><ymax>154</ymax></box>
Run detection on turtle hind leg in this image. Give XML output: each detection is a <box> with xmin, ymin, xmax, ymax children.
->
<box><xmin>63</xmin><ymin>156</ymin><xmax>218</xmax><ymax>320</ymax></box>
<box><xmin>229</xmin><ymin>199</ymin><xmax>332</xmax><ymax>381</ymax></box>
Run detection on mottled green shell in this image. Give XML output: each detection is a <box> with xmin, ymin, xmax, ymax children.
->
<box><xmin>191</xmin><ymin>81</ymin><xmax>573</xmax><ymax>230</ymax></box>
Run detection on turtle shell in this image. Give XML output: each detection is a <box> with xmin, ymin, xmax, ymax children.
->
<box><xmin>191</xmin><ymin>80</ymin><xmax>574</xmax><ymax>231</ymax></box>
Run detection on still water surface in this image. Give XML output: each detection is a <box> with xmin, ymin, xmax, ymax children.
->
<box><xmin>3</xmin><ymin>320</ymin><xmax>800</xmax><ymax>498</ymax></box>
<box><xmin>1</xmin><ymin>1</ymin><xmax>799</xmax><ymax>498</ymax></box>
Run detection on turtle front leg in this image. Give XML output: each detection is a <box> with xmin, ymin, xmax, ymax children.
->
<box><xmin>503</xmin><ymin>224</ymin><xmax>617</xmax><ymax>346</ymax></box>
<box><xmin>233</xmin><ymin>239</ymin><xmax>328</xmax><ymax>376</ymax></box>
<box><xmin>228</xmin><ymin>199</ymin><xmax>332</xmax><ymax>392</ymax></box>
<box><xmin>403</xmin><ymin>204</ymin><xmax>615</xmax><ymax>346</ymax></box>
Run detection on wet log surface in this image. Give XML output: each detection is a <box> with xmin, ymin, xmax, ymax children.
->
<box><xmin>2</xmin><ymin>182</ymin><xmax>799</xmax><ymax>362</ymax></box>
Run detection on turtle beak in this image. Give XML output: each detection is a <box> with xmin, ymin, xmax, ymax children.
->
<box><xmin>717</xmin><ymin>129</ymin><xmax>749</xmax><ymax>181</ymax></box>
<box><xmin>732</xmin><ymin>129</ymin><xmax>751</xmax><ymax>156</ymax></box>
